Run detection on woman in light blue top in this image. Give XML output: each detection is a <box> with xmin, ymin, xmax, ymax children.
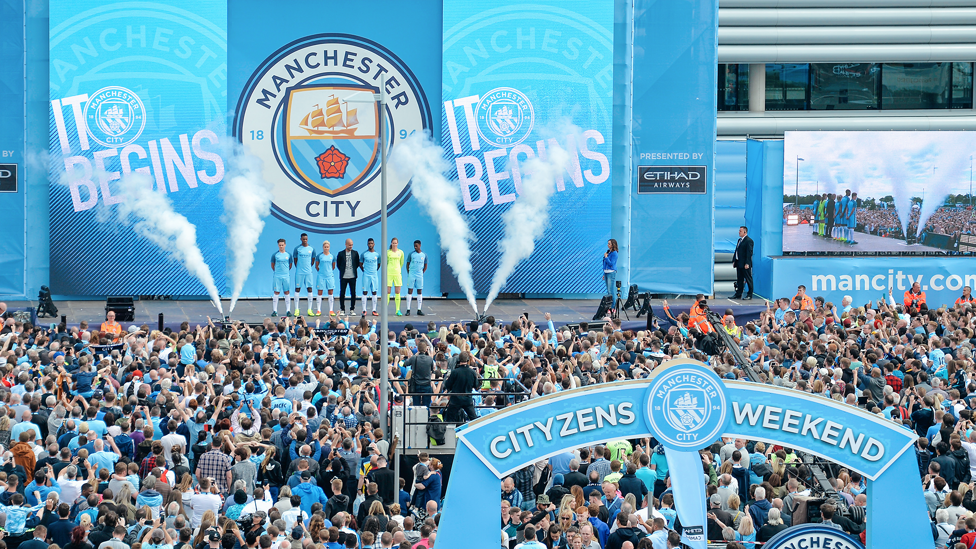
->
<box><xmin>603</xmin><ymin>239</ymin><xmax>618</xmax><ymax>296</ymax></box>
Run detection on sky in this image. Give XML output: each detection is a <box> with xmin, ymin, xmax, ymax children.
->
<box><xmin>783</xmin><ymin>131</ymin><xmax>976</xmax><ymax>199</ymax></box>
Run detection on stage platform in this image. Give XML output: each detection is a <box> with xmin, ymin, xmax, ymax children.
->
<box><xmin>782</xmin><ymin>224</ymin><xmax>944</xmax><ymax>253</ymax></box>
<box><xmin>6</xmin><ymin>296</ymin><xmax>768</xmax><ymax>333</ymax></box>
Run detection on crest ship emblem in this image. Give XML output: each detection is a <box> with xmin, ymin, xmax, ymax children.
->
<box><xmin>284</xmin><ymin>85</ymin><xmax>378</xmax><ymax>194</ymax></box>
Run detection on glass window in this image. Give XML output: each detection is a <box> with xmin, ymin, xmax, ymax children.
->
<box><xmin>810</xmin><ymin>63</ymin><xmax>880</xmax><ymax>110</ymax></box>
<box><xmin>766</xmin><ymin>64</ymin><xmax>809</xmax><ymax>110</ymax></box>
<box><xmin>718</xmin><ymin>64</ymin><xmax>749</xmax><ymax>111</ymax></box>
<box><xmin>952</xmin><ymin>62</ymin><xmax>973</xmax><ymax>109</ymax></box>
<box><xmin>881</xmin><ymin>63</ymin><xmax>950</xmax><ymax>109</ymax></box>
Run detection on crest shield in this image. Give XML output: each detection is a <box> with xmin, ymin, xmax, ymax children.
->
<box><xmin>284</xmin><ymin>85</ymin><xmax>379</xmax><ymax>195</ymax></box>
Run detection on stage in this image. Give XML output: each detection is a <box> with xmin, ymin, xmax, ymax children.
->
<box><xmin>782</xmin><ymin>224</ymin><xmax>944</xmax><ymax>253</ymax></box>
<box><xmin>8</xmin><ymin>296</ymin><xmax>768</xmax><ymax>333</ymax></box>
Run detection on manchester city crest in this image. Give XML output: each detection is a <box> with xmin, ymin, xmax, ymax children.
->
<box><xmin>84</xmin><ymin>86</ymin><xmax>146</xmax><ymax>148</ymax></box>
<box><xmin>646</xmin><ymin>362</ymin><xmax>729</xmax><ymax>449</ymax></box>
<box><xmin>476</xmin><ymin>87</ymin><xmax>534</xmax><ymax>147</ymax></box>
<box><xmin>236</xmin><ymin>34</ymin><xmax>431</xmax><ymax>233</ymax></box>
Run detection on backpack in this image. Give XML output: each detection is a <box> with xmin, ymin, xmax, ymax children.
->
<box><xmin>533</xmin><ymin>465</ymin><xmax>551</xmax><ymax>497</ymax></box>
<box><xmin>427</xmin><ymin>416</ymin><xmax>446</xmax><ymax>446</ymax></box>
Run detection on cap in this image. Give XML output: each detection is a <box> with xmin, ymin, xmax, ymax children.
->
<box><xmin>107</xmin><ymin>426</ymin><xmax>122</xmax><ymax>438</ymax></box>
<box><xmin>300</xmin><ymin>471</ymin><xmax>311</xmax><ymax>480</ymax></box>
<box><xmin>819</xmin><ymin>368</ymin><xmax>829</xmax><ymax>377</ymax></box>
<box><xmin>78</xmin><ymin>422</ymin><xmax>89</xmax><ymax>434</ymax></box>
<box><xmin>291</xmin><ymin>528</ymin><xmax>304</xmax><ymax>540</ymax></box>
<box><xmin>128</xmin><ymin>325</ymin><xmax>139</xmax><ymax>334</ymax></box>
<box><xmin>151</xmin><ymin>529</ymin><xmax>164</xmax><ymax>541</ymax></box>
<box><xmin>254</xmin><ymin>510</ymin><xmax>268</xmax><ymax>520</ymax></box>
<box><xmin>536</xmin><ymin>494</ymin><xmax>550</xmax><ymax>506</ymax></box>
<box><xmin>208</xmin><ymin>530</ymin><xmax>221</xmax><ymax>542</ymax></box>
<box><xmin>709</xmin><ymin>494</ymin><xmax>722</xmax><ymax>506</ymax></box>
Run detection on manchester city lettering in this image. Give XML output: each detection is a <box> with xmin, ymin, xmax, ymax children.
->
<box><xmin>236</xmin><ymin>35</ymin><xmax>432</xmax><ymax>233</ymax></box>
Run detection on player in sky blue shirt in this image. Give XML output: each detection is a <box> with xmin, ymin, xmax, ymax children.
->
<box><xmin>315</xmin><ymin>240</ymin><xmax>336</xmax><ymax>317</ymax></box>
<box><xmin>271</xmin><ymin>239</ymin><xmax>292</xmax><ymax>317</ymax></box>
<box><xmin>360</xmin><ymin>238</ymin><xmax>380</xmax><ymax>316</ymax></box>
<box><xmin>292</xmin><ymin>233</ymin><xmax>316</xmax><ymax>317</ymax></box>
<box><xmin>835</xmin><ymin>190</ymin><xmax>850</xmax><ymax>241</ymax></box>
<box><xmin>845</xmin><ymin>191</ymin><xmax>859</xmax><ymax>244</ymax></box>
<box><xmin>405</xmin><ymin>239</ymin><xmax>428</xmax><ymax>316</ymax></box>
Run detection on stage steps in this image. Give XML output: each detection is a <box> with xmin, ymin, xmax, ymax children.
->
<box><xmin>714</xmin><ymin>252</ymin><xmax>736</xmax><ymax>296</ymax></box>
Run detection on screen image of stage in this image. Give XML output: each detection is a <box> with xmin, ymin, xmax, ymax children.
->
<box><xmin>782</xmin><ymin>131</ymin><xmax>976</xmax><ymax>255</ymax></box>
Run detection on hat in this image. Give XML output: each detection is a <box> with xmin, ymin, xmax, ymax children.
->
<box><xmin>291</xmin><ymin>528</ymin><xmax>304</xmax><ymax>540</ymax></box>
<box><xmin>536</xmin><ymin>494</ymin><xmax>550</xmax><ymax>506</ymax></box>
<box><xmin>819</xmin><ymin>368</ymin><xmax>829</xmax><ymax>377</ymax></box>
<box><xmin>709</xmin><ymin>494</ymin><xmax>722</xmax><ymax>507</ymax></box>
<box><xmin>107</xmin><ymin>426</ymin><xmax>121</xmax><ymax>438</ymax></box>
<box><xmin>805</xmin><ymin>357</ymin><xmax>817</xmax><ymax>368</ymax></box>
<box><xmin>254</xmin><ymin>510</ymin><xmax>267</xmax><ymax>520</ymax></box>
<box><xmin>128</xmin><ymin>325</ymin><xmax>139</xmax><ymax>334</ymax></box>
<box><xmin>93</xmin><ymin>389</ymin><xmax>104</xmax><ymax>400</ymax></box>
<box><xmin>151</xmin><ymin>529</ymin><xmax>164</xmax><ymax>541</ymax></box>
<box><xmin>300</xmin><ymin>471</ymin><xmax>311</xmax><ymax>480</ymax></box>
<box><xmin>78</xmin><ymin>422</ymin><xmax>89</xmax><ymax>434</ymax></box>
<box><xmin>234</xmin><ymin>490</ymin><xmax>247</xmax><ymax>505</ymax></box>
<box><xmin>404</xmin><ymin>323</ymin><xmax>414</xmax><ymax>331</ymax></box>
<box><xmin>207</xmin><ymin>530</ymin><xmax>221</xmax><ymax>542</ymax></box>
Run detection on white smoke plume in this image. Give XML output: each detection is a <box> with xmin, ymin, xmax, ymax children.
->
<box><xmin>916</xmin><ymin>140</ymin><xmax>971</xmax><ymax>237</ymax></box>
<box><xmin>221</xmin><ymin>144</ymin><xmax>273</xmax><ymax>312</ymax></box>
<box><xmin>875</xmin><ymin>134</ymin><xmax>913</xmax><ymax>239</ymax></box>
<box><xmin>390</xmin><ymin>132</ymin><xmax>477</xmax><ymax>312</ymax></box>
<box><xmin>116</xmin><ymin>173</ymin><xmax>224</xmax><ymax>314</ymax></box>
<box><xmin>483</xmin><ymin>142</ymin><xmax>570</xmax><ymax>312</ymax></box>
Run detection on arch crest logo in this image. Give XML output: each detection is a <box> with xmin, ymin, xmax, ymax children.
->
<box><xmin>476</xmin><ymin>87</ymin><xmax>534</xmax><ymax>148</ymax></box>
<box><xmin>84</xmin><ymin>86</ymin><xmax>146</xmax><ymax>148</ymax></box>
<box><xmin>646</xmin><ymin>364</ymin><xmax>728</xmax><ymax>449</ymax></box>
<box><xmin>236</xmin><ymin>34</ymin><xmax>432</xmax><ymax>233</ymax></box>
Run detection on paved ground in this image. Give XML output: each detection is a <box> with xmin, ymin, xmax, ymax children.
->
<box><xmin>782</xmin><ymin>223</ymin><xmax>943</xmax><ymax>253</ymax></box>
<box><xmin>8</xmin><ymin>296</ymin><xmax>767</xmax><ymax>331</ymax></box>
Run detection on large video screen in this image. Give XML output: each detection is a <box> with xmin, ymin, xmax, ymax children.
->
<box><xmin>783</xmin><ymin>131</ymin><xmax>976</xmax><ymax>255</ymax></box>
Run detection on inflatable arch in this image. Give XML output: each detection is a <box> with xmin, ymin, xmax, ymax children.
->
<box><xmin>438</xmin><ymin>359</ymin><xmax>928</xmax><ymax>549</ymax></box>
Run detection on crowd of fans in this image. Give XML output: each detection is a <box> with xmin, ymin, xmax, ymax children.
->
<box><xmin>0</xmin><ymin>286</ymin><xmax>974</xmax><ymax>549</ymax></box>
<box><xmin>496</xmin><ymin>289</ymin><xmax>976</xmax><ymax>549</ymax></box>
<box><xmin>784</xmin><ymin>203</ymin><xmax>976</xmax><ymax>248</ymax></box>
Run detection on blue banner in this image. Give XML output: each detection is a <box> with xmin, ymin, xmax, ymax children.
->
<box><xmin>441</xmin><ymin>0</ymin><xmax>613</xmax><ymax>295</ymax></box>
<box><xmin>771</xmin><ymin>256</ymin><xmax>976</xmax><ymax>311</ymax></box>
<box><xmin>230</xmin><ymin>0</ymin><xmax>443</xmax><ymax>299</ymax></box>
<box><xmin>0</xmin><ymin>0</ymin><xmax>25</xmax><ymax>296</ymax></box>
<box><xmin>630</xmin><ymin>0</ymin><xmax>716</xmax><ymax>294</ymax></box>
<box><xmin>49</xmin><ymin>0</ymin><xmax>228</xmax><ymax>296</ymax></box>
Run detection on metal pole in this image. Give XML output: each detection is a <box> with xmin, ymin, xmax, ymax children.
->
<box><xmin>970</xmin><ymin>155</ymin><xmax>972</xmax><ymax>209</ymax></box>
<box><xmin>379</xmin><ymin>85</ymin><xmax>389</xmax><ymax>438</ymax></box>
<box><xmin>795</xmin><ymin>156</ymin><xmax>799</xmax><ymax>207</ymax></box>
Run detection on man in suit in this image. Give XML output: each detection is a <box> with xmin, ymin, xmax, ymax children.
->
<box><xmin>335</xmin><ymin>239</ymin><xmax>361</xmax><ymax>315</ymax></box>
<box><xmin>732</xmin><ymin>226</ymin><xmax>754</xmax><ymax>300</ymax></box>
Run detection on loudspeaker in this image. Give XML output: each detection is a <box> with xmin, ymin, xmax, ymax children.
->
<box><xmin>592</xmin><ymin>295</ymin><xmax>612</xmax><ymax>320</ymax></box>
<box><xmin>105</xmin><ymin>296</ymin><xmax>135</xmax><ymax>322</ymax></box>
<box><xmin>36</xmin><ymin>286</ymin><xmax>58</xmax><ymax>318</ymax></box>
<box><xmin>623</xmin><ymin>284</ymin><xmax>639</xmax><ymax>310</ymax></box>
